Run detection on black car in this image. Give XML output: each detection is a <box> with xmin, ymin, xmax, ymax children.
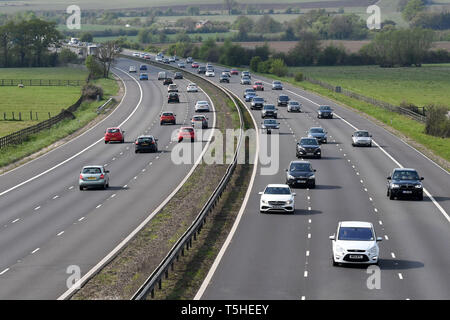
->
<box><xmin>307</xmin><ymin>127</ymin><xmax>327</xmax><ymax>144</ymax></box>
<box><xmin>387</xmin><ymin>168</ymin><xmax>424</xmax><ymax>200</ymax></box>
<box><xmin>168</xmin><ymin>92</ymin><xmax>179</xmax><ymax>103</ymax></box>
<box><xmin>198</xmin><ymin>66</ymin><xmax>206</xmax><ymax>74</ymax></box>
<box><xmin>277</xmin><ymin>94</ymin><xmax>290</xmax><ymax>106</ymax></box>
<box><xmin>163</xmin><ymin>78</ymin><xmax>173</xmax><ymax>85</ymax></box>
<box><xmin>139</xmin><ymin>64</ymin><xmax>147</xmax><ymax>71</ymax></box>
<box><xmin>174</xmin><ymin>72</ymin><xmax>183</xmax><ymax>79</ymax></box>
<box><xmin>286</xmin><ymin>161</ymin><xmax>316</xmax><ymax>188</ymax></box>
<box><xmin>219</xmin><ymin>75</ymin><xmax>230</xmax><ymax>83</ymax></box>
<box><xmin>318</xmin><ymin>105</ymin><xmax>333</xmax><ymax>118</ymax></box>
<box><xmin>135</xmin><ymin>136</ymin><xmax>158</xmax><ymax>153</ymax></box>
<box><xmin>296</xmin><ymin>137</ymin><xmax>321</xmax><ymax>159</ymax></box>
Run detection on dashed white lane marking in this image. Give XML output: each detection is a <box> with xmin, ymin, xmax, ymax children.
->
<box><xmin>68</xmin><ymin>186</ymin><xmax>74</xmax><ymax>190</ymax></box>
<box><xmin>385</xmin><ymin>235</ymin><xmax>389</xmax><ymax>240</ymax></box>
<box><xmin>360</xmin><ymin>180</ymin><xmax>364</xmax><ymax>184</ymax></box>
<box><xmin>364</xmin><ymin>188</ymin><xmax>368</xmax><ymax>192</ymax></box>
<box><xmin>34</xmin><ymin>206</ymin><xmax>40</xmax><ymax>211</ymax></box>
<box><xmin>398</xmin><ymin>273</ymin><xmax>403</xmax><ymax>280</ymax></box>
<box><xmin>134</xmin><ymin>176</ymin><xmax>138</xmax><ymax>180</ymax></box>
<box><xmin>124</xmin><ymin>185</ymin><xmax>128</xmax><ymax>188</ymax></box>
<box><xmin>308</xmin><ymin>233</ymin><xmax>311</xmax><ymax>239</ymax></box>
<box><xmin>78</xmin><ymin>217</ymin><xmax>85</xmax><ymax>222</ymax></box>
<box><xmin>391</xmin><ymin>252</ymin><xmax>396</xmax><ymax>259</ymax></box>
<box><xmin>53</xmin><ymin>195</ymin><xmax>59</xmax><ymax>200</ymax></box>
<box><xmin>304</xmin><ymin>271</ymin><xmax>308</xmax><ymax>278</ymax></box>
<box><xmin>369</xmin><ymin>197</ymin><xmax>373</xmax><ymax>201</ymax></box>
<box><xmin>111</xmin><ymin>194</ymin><xmax>116</xmax><ymax>198</ymax></box>
<box><xmin>301</xmin><ymin>296</ymin><xmax>306</xmax><ymax>300</ymax></box>
<box><xmin>379</xmin><ymin>220</ymin><xmax>383</xmax><ymax>225</ymax></box>
<box><xmin>96</xmin><ymin>204</ymin><xmax>102</xmax><ymax>209</ymax></box>
<box><xmin>0</xmin><ymin>268</ymin><xmax>9</xmax><ymax>276</ymax></box>
<box><xmin>306</xmin><ymin>251</ymin><xmax>310</xmax><ymax>257</ymax></box>
<box><xmin>112</xmin><ymin>158</ymin><xmax>116</xmax><ymax>161</ymax></box>
<box><xmin>374</xmin><ymin>208</ymin><xmax>378</xmax><ymax>213</ymax></box>
<box><xmin>31</xmin><ymin>248</ymin><xmax>40</xmax><ymax>254</ymax></box>
<box><xmin>308</xmin><ymin>219</ymin><xmax>312</xmax><ymax>224</ymax></box>
<box><xmin>11</xmin><ymin>218</ymin><xmax>20</xmax><ymax>224</ymax></box>
<box><xmin>57</xmin><ymin>231</ymin><xmax>65</xmax><ymax>236</ymax></box>
<box><xmin>308</xmin><ymin>207</ymin><xmax>311</xmax><ymax>211</ymax></box>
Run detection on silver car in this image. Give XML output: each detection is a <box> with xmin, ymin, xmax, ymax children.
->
<box><xmin>287</xmin><ymin>101</ymin><xmax>302</xmax><ymax>112</ymax></box>
<box><xmin>195</xmin><ymin>100</ymin><xmax>210</xmax><ymax>112</ymax></box>
<box><xmin>79</xmin><ymin>165</ymin><xmax>110</xmax><ymax>190</ymax></box>
<box><xmin>352</xmin><ymin>130</ymin><xmax>372</xmax><ymax>147</ymax></box>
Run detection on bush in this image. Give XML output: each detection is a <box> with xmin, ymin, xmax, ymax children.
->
<box><xmin>82</xmin><ymin>83</ymin><xmax>103</xmax><ymax>100</ymax></box>
<box><xmin>269</xmin><ymin>58</ymin><xmax>288</xmax><ymax>77</ymax></box>
<box><xmin>58</xmin><ymin>48</ymin><xmax>79</xmax><ymax>65</ymax></box>
<box><xmin>85</xmin><ymin>55</ymin><xmax>103</xmax><ymax>79</ymax></box>
<box><xmin>294</xmin><ymin>72</ymin><xmax>304</xmax><ymax>82</ymax></box>
<box><xmin>250</xmin><ymin>56</ymin><xmax>262</xmax><ymax>72</ymax></box>
<box><xmin>425</xmin><ymin>105</ymin><xmax>450</xmax><ymax>137</ymax></box>
<box><xmin>400</xmin><ymin>101</ymin><xmax>424</xmax><ymax>115</ymax></box>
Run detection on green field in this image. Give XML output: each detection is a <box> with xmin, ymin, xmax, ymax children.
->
<box><xmin>0</xmin><ymin>67</ymin><xmax>89</xmax><ymax>137</ymax></box>
<box><xmin>293</xmin><ymin>64</ymin><xmax>450</xmax><ymax>108</ymax></box>
<box><xmin>0</xmin><ymin>75</ymin><xmax>119</xmax><ymax>168</ymax></box>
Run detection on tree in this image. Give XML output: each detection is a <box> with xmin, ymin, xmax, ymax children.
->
<box><xmin>96</xmin><ymin>41</ymin><xmax>121</xmax><ymax>78</ymax></box>
<box><xmin>402</xmin><ymin>0</ymin><xmax>425</xmax><ymax>21</ymax></box>
<box><xmin>187</xmin><ymin>6</ymin><xmax>200</xmax><ymax>16</ymax></box>
<box><xmin>287</xmin><ymin>31</ymin><xmax>320</xmax><ymax>66</ymax></box>
<box><xmin>250</xmin><ymin>56</ymin><xmax>262</xmax><ymax>72</ymax></box>
<box><xmin>81</xmin><ymin>32</ymin><xmax>94</xmax><ymax>43</ymax></box>
<box><xmin>269</xmin><ymin>58</ymin><xmax>288</xmax><ymax>76</ymax></box>
<box><xmin>85</xmin><ymin>55</ymin><xmax>103</xmax><ymax>78</ymax></box>
<box><xmin>26</xmin><ymin>19</ymin><xmax>61</xmax><ymax>67</ymax></box>
<box><xmin>0</xmin><ymin>21</ymin><xmax>15</xmax><ymax>67</ymax></box>
<box><xmin>254</xmin><ymin>15</ymin><xmax>283</xmax><ymax>34</ymax></box>
<box><xmin>233</xmin><ymin>15</ymin><xmax>254</xmax><ymax>40</ymax></box>
<box><xmin>224</xmin><ymin>0</ymin><xmax>238</xmax><ymax>15</ymax></box>
<box><xmin>58</xmin><ymin>47</ymin><xmax>79</xmax><ymax>64</ymax></box>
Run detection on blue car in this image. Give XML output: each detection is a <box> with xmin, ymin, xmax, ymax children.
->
<box><xmin>244</xmin><ymin>92</ymin><xmax>257</xmax><ymax>102</ymax></box>
<box><xmin>139</xmin><ymin>73</ymin><xmax>148</xmax><ymax>80</ymax></box>
<box><xmin>140</xmin><ymin>64</ymin><xmax>147</xmax><ymax>71</ymax></box>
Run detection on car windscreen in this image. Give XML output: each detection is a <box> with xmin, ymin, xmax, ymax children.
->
<box><xmin>392</xmin><ymin>170</ymin><xmax>420</xmax><ymax>180</ymax></box>
<box><xmin>264</xmin><ymin>187</ymin><xmax>291</xmax><ymax>195</ymax></box>
<box><xmin>338</xmin><ymin>227</ymin><xmax>374</xmax><ymax>241</ymax></box>
<box><xmin>319</xmin><ymin>106</ymin><xmax>331</xmax><ymax>111</ymax></box>
<box><xmin>310</xmin><ymin>128</ymin><xmax>324</xmax><ymax>133</ymax></box>
<box><xmin>264</xmin><ymin>105</ymin><xmax>275</xmax><ymax>110</ymax></box>
<box><xmin>82</xmin><ymin>167</ymin><xmax>102</xmax><ymax>174</ymax></box>
<box><xmin>279</xmin><ymin>96</ymin><xmax>289</xmax><ymax>101</ymax></box>
<box><xmin>253</xmin><ymin>98</ymin><xmax>264</xmax><ymax>102</ymax></box>
<box><xmin>355</xmin><ymin>131</ymin><xmax>369</xmax><ymax>137</ymax></box>
<box><xmin>290</xmin><ymin>163</ymin><xmax>312</xmax><ymax>172</ymax></box>
<box><xmin>264</xmin><ymin>119</ymin><xmax>277</xmax><ymax>125</ymax></box>
<box><xmin>301</xmin><ymin>139</ymin><xmax>318</xmax><ymax>145</ymax></box>
<box><xmin>289</xmin><ymin>102</ymin><xmax>299</xmax><ymax>105</ymax></box>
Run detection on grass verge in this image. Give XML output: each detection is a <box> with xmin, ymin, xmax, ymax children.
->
<box><xmin>0</xmin><ymin>76</ymin><xmax>120</xmax><ymax>170</ymax></box>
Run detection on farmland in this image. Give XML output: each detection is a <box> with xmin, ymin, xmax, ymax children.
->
<box><xmin>0</xmin><ymin>67</ymin><xmax>88</xmax><ymax>137</ymax></box>
<box><xmin>292</xmin><ymin>64</ymin><xmax>450</xmax><ymax>107</ymax></box>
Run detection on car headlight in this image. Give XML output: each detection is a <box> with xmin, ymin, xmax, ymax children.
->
<box><xmin>286</xmin><ymin>199</ymin><xmax>293</xmax><ymax>205</ymax></box>
<box><xmin>261</xmin><ymin>199</ymin><xmax>268</xmax><ymax>204</ymax></box>
<box><xmin>369</xmin><ymin>246</ymin><xmax>378</xmax><ymax>255</ymax></box>
<box><xmin>391</xmin><ymin>184</ymin><xmax>400</xmax><ymax>188</ymax></box>
<box><xmin>415</xmin><ymin>184</ymin><xmax>423</xmax><ymax>189</ymax></box>
<box><xmin>335</xmin><ymin>244</ymin><xmax>345</xmax><ymax>254</ymax></box>
<box><xmin>287</xmin><ymin>174</ymin><xmax>295</xmax><ymax>180</ymax></box>
<box><xmin>309</xmin><ymin>175</ymin><xmax>315</xmax><ymax>179</ymax></box>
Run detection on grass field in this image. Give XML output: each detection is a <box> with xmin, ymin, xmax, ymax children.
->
<box><xmin>0</xmin><ymin>67</ymin><xmax>89</xmax><ymax>137</ymax></box>
<box><xmin>293</xmin><ymin>64</ymin><xmax>450</xmax><ymax>107</ymax></box>
<box><xmin>0</xmin><ymin>75</ymin><xmax>119</xmax><ymax>168</ymax></box>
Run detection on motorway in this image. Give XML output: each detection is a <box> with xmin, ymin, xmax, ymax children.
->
<box><xmin>140</xmin><ymin>54</ymin><xmax>450</xmax><ymax>299</ymax></box>
<box><xmin>0</xmin><ymin>57</ymin><xmax>215</xmax><ymax>299</ymax></box>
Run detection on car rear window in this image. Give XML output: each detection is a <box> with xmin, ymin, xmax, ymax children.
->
<box><xmin>82</xmin><ymin>167</ymin><xmax>101</xmax><ymax>174</ymax></box>
<box><xmin>182</xmin><ymin>128</ymin><xmax>193</xmax><ymax>132</ymax></box>
<box><xmin>338</xmin><ymin>227</ymin><xmax>374</xmax><ymax>241</ymax></box>
<box><xmin>310</xmin><ymin>128</ymin><xmax>324</xmax><ymax>133</ymax></box>
<box><xmin>138</xmin><ymin>137</ymin><xmax>153</xmax><ymax>143</ymax></box>
<box><xmin>162</xmin><ymin>113</ymin><xmax>173</xmax><ymax>116</ymax></box>
<box><xmin>107</xmin><ymin>129</ymin><xmax>120</xmax><ymax>133</ymax></box>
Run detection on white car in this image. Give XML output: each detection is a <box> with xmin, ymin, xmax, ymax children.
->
<box><xmin>187</xmin><ymin>83</ymin><xmax>198</xmax><ymax>93</ymax></box>
<box><xmin>155</xmin><ymin>56</ymin><xmax>163</xmax><ymax>62</ymax></box>
<box><xmin>168</xmin><ymin>84</ymin><xmax>178</xmax><ymax>93</ymax></box>
<box><xmin>352</xmin><ymin>130</ymin><xmax>372</xmax><ymax>147</ymax></box>
<box><xmin>133</xmin><ymin>52</ymin><xmax>140</xmax><ymax>57</ymax></box>
<box><xmin>259</xmin><ymin>184</ymin><xmax>295</xmax><ymax>213</ymax></box>
<box><xmin>129</xmin><ymin>66</ymin><xmax>137</xmax><ymax>73</ymax></box>
<box><xmin>205</xmin><ymin>70</ymin><xmax>215</xmax><ymax>77</ymax></box>
<box><xmin>329</xmin><ymin>221</ymin><xmax>382</xmax><ymax>266</ymax></box>
<box><xmin>195</xmin><ymin>101</ymin><xmax>210</xmax><ymax>112</ymax></box>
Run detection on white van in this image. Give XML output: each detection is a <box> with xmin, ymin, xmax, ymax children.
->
<box><xmin>158</xmin><ymin>71</ymin><xmax>167</xmax><ymax>80</ymax></box>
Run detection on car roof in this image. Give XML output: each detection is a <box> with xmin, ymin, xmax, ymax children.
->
<box><xmin>393</xmin><ymin>168</ymin><xmax>417</xmax><ymax>172</ymax></box>
<box><xmin>266</xmin><ymin>184</ymin><xmax>290</xmax><ymax>188</ymax></box>
<box><xmin>137</xmin><ymin>135</ymin><xmax>155</xmax><ymax>139</ymax></box>
<box><xmin>339</xmin><ymin>221</ymin><xmax>373</xmax><ymax>228</ymax></box>
<box><xmin>309</xmin><ymin>127</ymin><xmax>324</xmax><ymax>130</ymax></box>
<box><xmin>82</xmin><ymin>165</ymin><xmax>103</xmax><ymax>169</ymax></box>
<box><xmin>196</xmin><ymin>100</ymin><xmax>208</xmax><ymax>103</ymax></box>
<box><xmin>107</xmin><ymin>127</ymin><xmax>121</xmax><ymax>130</ymax></box>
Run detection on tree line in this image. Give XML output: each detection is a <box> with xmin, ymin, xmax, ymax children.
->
<box><xmin>0</xmin><ymin>18</ymin><xmax>61</xmax><ymax>67</ymax></box>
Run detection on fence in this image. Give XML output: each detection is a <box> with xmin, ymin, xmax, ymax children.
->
<box><xmin>303</xmin><ymin>76</ymin><xmax>427</xmax><ymax>123</ymax></box>
<box><xmin>0</xmin><ymin>79</ymin><xmax>84</xmax><ymax>86</ymax></box>
<box><xmin>0</xmin><ymin>96</ymin><xmax>83</xmax><ymax>149</ymax></box>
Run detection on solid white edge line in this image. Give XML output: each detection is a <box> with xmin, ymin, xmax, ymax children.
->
<box><xmin>280</xmin><ymin>86</ymin><xmax>450</xmax><ymax>224</ymax></box>
<box><xmin>0</xmin><ymin>68</ymin><xmax>139</xmax><ymax>198</ymax></box>
<box><xmin>58</xmin><ymin>64</ymin><xmax>217</xmax><ymax>300</ymax></box>
<box><xmin>194</xmin><ymin>89</ymin><xmax>259</xmax><ymax>301</ymax></box>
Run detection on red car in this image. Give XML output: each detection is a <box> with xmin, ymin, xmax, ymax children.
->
<box><xmin>178</xmin><ymin>127</ymin><xmax>195</xmax><ymax>142</ymax></box>
<box><xmin>230</xmin><ymin>69</ymin><xmax>239</xmax><ymax>75</ymax></box>
<box><xmin>160</xmin><ymin>112</ymin><xmax>176</xmax><ymax>125</ymax></box>
<box><xmin>253</xmin><ymin>81</ymin><xmax>264</xmax><ymax>91</ymax></box>
<box><xmin>104</xmin><ymin>127</ymin><xmax>125</xmax><ymax>143</ymax></box>
<box><xmin>191</xmin><ymin>62</ymin><xmax>199</xmax><ymax>68</ymax></box>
